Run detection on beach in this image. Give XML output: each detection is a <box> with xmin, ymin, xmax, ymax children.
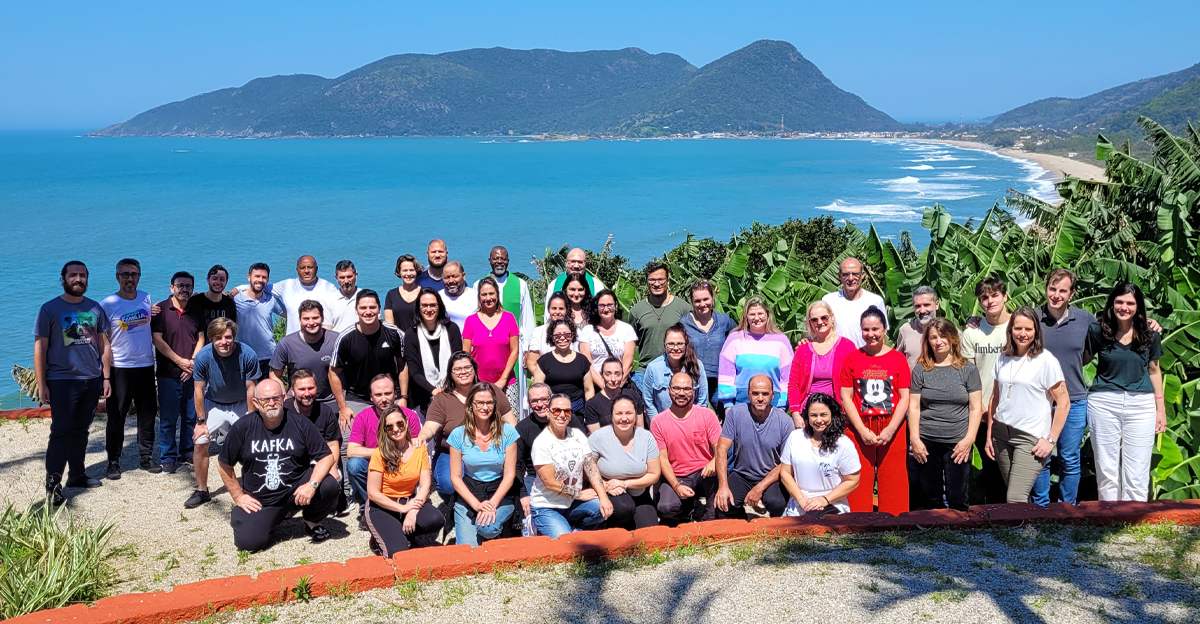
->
<box><xmin>917</xmin><ymin>138</ymin><xmax>1107</xmax><ymax>184</ymax></box>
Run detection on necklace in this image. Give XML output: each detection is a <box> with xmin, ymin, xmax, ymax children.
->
<box><xmin>1006</xmin><ymin>356</ymin><xmax>1030</xmax><ymax>398</ymax></box>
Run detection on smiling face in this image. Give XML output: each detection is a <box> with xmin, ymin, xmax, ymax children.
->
<box><xmin>668</xmin><ymin>372</ymin><xmax>694</xmax><ymax>409</ymax></box>
<box><xmin>978</xmin><ymin>289</ymin><xmax>1008</xmax><ymax>317</ymax></box>
<box><xmin>807</xmin><ymin>305</ymin><xmax>832</xmax><ymax>340</ymax></box>
<box><xmin>806</xmin><ymin>401</ymin><xmax>832</xmax><ymax>436</ymax></box>
<box><xmin>116</xmin><ymin>263</ymin><xmax>140</xmax><ymax>295</ymax></box>
<box><xmin>1010</xmin><ymin>315</ymin><xmax>1037</xmax><ymax>353</ymax></box>
<box><xmin>299</xmin><ymin>307</ymin><xmax>323</xmax><ymax>336</ymax></box>
<box><xmin>207</xmin><ymin>269</ymin><xmax>228</xmax><ymax>295</ymax></box>
<box><xmin>595</xmin><ymin>293</ymin><xmax>616</xmax><ymax>321</ymax></box>
<box><xmin>419</xmin><ymin>293</ymin><xmax>440</xmax><ymax>323</ymax></box>
<box><xmin>62</xmin><ymin>264</ymin><xmax>89</xmax><ymax>296</ymax></box>
<box><xmin>611</xmin><ymin>398</ymin><xmax>637</xmax><ymax>432</ymax></box>
<box><xmin>565</xmin><ymin>249</ymin><xmax>587</xmax><ymax>276</ymax></box>
<box><xmin>292</xmin><ymin>376</ymin><xmax>317</xmax><ymax>408</ymax></box>
<box><xmin>450</xmin><ymin>358</ymin><xmax>476</xmax><ymax>390</ymax></box>
<box><xmin>247</xmin><ymin>268</ymin><xmax>269</xmax><ymax>295</ymax></box>
<box><xmin>745</xmin><ymin>305</ymin><xmax>768</xmax><ymax>334</ymax></box>
<box><xmin>861</xmin><ymin>314</ymin><xmax>886</xmax><ymax>348</ymax></box>
<box><xmin>839</xmin><ymin>258</ymin><xmax>863</xmax><ymax>293</ymax></box>
<box><xmin>399</xmin><ymin>260</ymin><xmax>419</xmax><ymax>285</ymax></box>
<box><xmin>213</xmin><ymin>329</ymin><xmax>236</xmax><ymax>357</ymax></box>
<box><xmin>479</xmin><ymin>282</ymin><xmax>499</xmax><ymax>314</ymax></box>
<box><xmin>384</xmin><ymin>411</ymin><xmax>409</xmax><ymax>443</ymax></box>
<box><xmin>1045</xmin><ymin>277</ymin><xmax>1074</xmax><ymax>312</ymax></box>
<box><xmin>427</xmin><ymin>240</ymin><xmax>447</xmax><ymax>270</ymax></box>
<box><xmin>663</xmin><ymin>329</ymin><xmax>687</xmax><ymax>364</ymax></box>
<box><xmin>527</xmin><ymin>385</ymin><xmax>551</xmax><ymax>419</ymax></box>
<box><xmin>489</xmin><ymin>247</ymin><xmax>509</xmax><ymax>277</ymax></box>
<box><xmin>471</xmin><ymin>390</ymin><xmax>495</xmax><ymax>422</ymax></box>
<box><xmin>355</xmin><ymin>295</ymin><xmax>380</xmax><ymax>325</ymax></box>
<box><xmin>647</xmin><ymin>268</ymin><xmax>668</xmax><ymax>296</ymax></box>
<box><xmin>170</xmin><ymin>276</ymin><xmax>193</xmax><ymax>304</ymax></box>
<box><xmin>547</xmin><ymin>298</ymin><xmax>567</xmax><ymax>321</ymax></box>
<box><xmin>913</xmin><ymin>294</ymin><xmax>939</xmax><ymax>326</ymax></box>
<box><xmin>551</xmin><ymin>323</ymin><xmax>574</xmax><ymax>351</ymax></box>
<box><xmin>691</xmin><ymin>287</ymin><xmax>713</xmax><ymax>315</ymax></box>
<box><xmin>1113</xmin><ymin>293</ymin><xmax>1139</xmax><ymax>323</ymax></box>
<box><xmin>548</xmin><ymin>396</ymin><xmax>573</xmax><ymax>430</ymax></box>
<box><xmin>565</xmin><ymin>281</ymin><xmax>586</xmax><ymax>305</ymax></box>
<box><xmin>443</xmin><ymin>263</ymin><xmax>465</xmax><ymax>295</ymax></box>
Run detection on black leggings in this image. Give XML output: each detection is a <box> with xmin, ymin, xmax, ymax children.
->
<box><xmin>714</xmin><ymin>472</ymin><xmax>788</xmax><ymax>519</ymax></box>
<box><xmin>607</xmin><ymin>489</ymin><xmax>658</xmax><ymax>529</ymax></box>
<box><xmin>105</xmin><ymin>366</ymin><xmax>158</xmax><ymax>461</ymax></box>
<box><xmin>230</xmin><ymin>471</ymin><xmax>340</xmax><ymax>552</ymax></box>
<box><xmin>913</xmin><ymin>438</ymin><xmax>971</xmax><ymax>511</ymax></box>
<box><xmin>365</xmin><ymin>497</ymin><xmax>445</xmax><ymax>556</ymax></box>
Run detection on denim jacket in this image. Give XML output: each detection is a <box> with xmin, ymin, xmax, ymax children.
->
<box><xmin>679</xmin><ymin>312</ymin><xmax>736</xmax><ymax>380</ymax></box>
<box><xmin>640</xmin><ymin>355</ymin><xmax>710</xmax><ymax>420</ymax></box>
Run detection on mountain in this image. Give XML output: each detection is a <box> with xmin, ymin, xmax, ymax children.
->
<box><xmin>991</xmin><ymin>61</ymin><xmax>1200</xmax><ymax>130</ymax></box>
<box><xmin>91</xmin><ymin>41</ymin><xmax>899</xmax><ymax>137</ymax></box>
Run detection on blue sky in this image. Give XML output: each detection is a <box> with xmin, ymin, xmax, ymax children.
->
<box><xmin>2</xmin><ymin>0</ymin><xmax>1197</xmax><ymax>129</ymax></box>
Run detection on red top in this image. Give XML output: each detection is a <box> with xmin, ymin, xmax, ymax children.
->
<box><xmin>837</xmin><ymin>348</ymin><xmax>911</xmax><ymax>421</ymax></box>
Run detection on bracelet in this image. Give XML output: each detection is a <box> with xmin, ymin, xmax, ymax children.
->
<box><xmin>1154</xmin><ymin>396</ymin><xmax>1164</xmax><ymax>400</ymax></box>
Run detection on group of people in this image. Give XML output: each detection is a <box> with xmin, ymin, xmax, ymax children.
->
<box><xmin>33</xmin><ymin>243</ymin><xmax>1166</xmax><ymax>555</ymax></box>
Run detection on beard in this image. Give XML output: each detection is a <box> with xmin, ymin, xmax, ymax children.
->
<box><xmin>340</xmin><ymin>282</ymin><xmax>356</xmax><ymax>296</ymax></box>
<box><xmin>916</xmin><ymin>311</ymin><xmax>936</xmax><ymax>327</ymax></box>
<box><xmin>63</xmin><ymin>281</ymin><xmax>87</xmax><ymax>297</ymax></box>
<box><xmin>430</xmin><ymin>258</ymin><xmax>446</xmax><ymax>270</ymax></box>
<box><xmin>263</xmin><ymin>405</ymin><xmax>284</xmax><ymax>420</ymax></box>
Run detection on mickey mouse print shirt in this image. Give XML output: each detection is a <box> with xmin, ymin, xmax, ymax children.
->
<box><xmin>838</xmin><ymin>347</ymin><xmax>912</xmax><ymax>428</ymax></box>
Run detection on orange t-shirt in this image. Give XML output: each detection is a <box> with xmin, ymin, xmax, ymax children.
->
<box><xmin>368</xmin><ymin>446</ymin><xmax>430</xmax><ymax>499</ymax></box>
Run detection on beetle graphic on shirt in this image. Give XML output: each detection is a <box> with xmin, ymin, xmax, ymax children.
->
<box><xmin>249</xmin><ymin>438</ymin><xmax>297</xmax><ymax>492</ymax></box>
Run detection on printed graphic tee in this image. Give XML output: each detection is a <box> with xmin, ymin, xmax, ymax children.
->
<box><xmin>100</xmin><ymin>290</ymin><xmax>154</xmax><ymax>368</ymax></box>
<box><xmin>529</xmin><ymin>427</ymin><xmax>593</xmax><ymax>509</ymax></box>
<box><xmin>838</xmin><ymin>348</ymin><xmax>912</xmax><ymax>421</ymax></box>
<box><xmin>220</xmin><ymin>412</ymin><xmax>331</xmax><ymax>506</ymax></box>
<box><xmin>33</xmin><ymin>296</ymin><xmax>109</xmax><ymax>380</ymax></box>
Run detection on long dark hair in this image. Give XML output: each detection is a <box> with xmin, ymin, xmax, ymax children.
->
<box><xmin>545</xmin><ymin>291</ymin><xmax>571</xmax><ymax>322</ymax></box>
<box><xmin>803</xmin><ymin>393</ymin><xmax>848</xmax><ymax>455</ymax></box>
<box><xmin>375</xmin><ymin>405</ymin><xmax>412</xmax><ymax>473</ymax></box>
<box><xmin>664</xmin><ymin>323</ymin><xmax>703</xmax><ymax>383</ymax></box>
<box><xmin>441</xmin><ymin>351</ymin><xmax>480</xmax><ymax>393</ymax></box>
<box><xmin>413</xmin><ymin>287</ymin><xmax>452</xmax><ymax>332</ymax></box>
<box><xmin>1098</xmin><ymin>282</ymin><xmax>1152</xmax><ymax>353</ymax></box>
<box><xmin>560</xmin><ymin>273</ymin><xmax>595</xmax><ymax>320</ymax></box>
<box><xmin>588</xmin><ymin>289</ymin><xmax>622</xmax><ymax>325</ymax></box>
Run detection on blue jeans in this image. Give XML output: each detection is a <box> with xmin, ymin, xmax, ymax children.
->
<box><xmin>346</xmin><ymin>456</ymin><xmax>370</xmax><ymax>505</ymax></box>
<box><xmin>530</xmin><ymin>499</ymin><xmax>606</xmax><ymax>539</ymax></box>
<box><xmin>434</xmin><ymin>452</ymin><xmax>456</xmax><ymax>496</ymax></box>
<box><xmin>453</xmin><ymin>500</ymin><xmax>514</xmax><ymax>547</ymax></box>
<box><xmin>1032</xmin><ymin>398</ymin><xmax>1088</xmax><ymax>505</ymax></box>
<box><xmin>156</xmin><ymin>377</ymin><xmax>196</xmax><ymax>464</ymax></box>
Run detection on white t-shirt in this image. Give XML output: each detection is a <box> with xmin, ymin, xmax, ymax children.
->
<box><xmin>821</xmin><ymin>290</ymin><xmax>887</xmax><ymax>348</ymax></box>
<box><xmin>100</xmin><ymin>290</ymin><xmax>154</xmax><ymax>368</ymax></box>
<box><xmin>523</xmin><ymin>324</ymin><xmax>580</xmax><ymax>356</ymax></box>
<box><xmin>780</xmin><ymin>428</ymin><xmax>861</xmax><ymax>514</ymax></box>
<box><xmin>270</xmin><ymin>278</ymin><xmax>339</xmax><ymax>336</ymax></box>
<box><xmin>440</xmin><ymin>287</ymin><xmax>479</xmax><ymax>334</ymax></box>
<box><xmin>329</xmin><ymin>287</ymin><xmax>361</xmax><ymax>334</ymax></box>
<box><xmin>992</xmin><ymin>351</ymin><xmax>1064</xmax><ymax>439</ymax></box>
<box><xmin>529</xmin><ymin>427</ymin><xmax>593</xmax><ymax>509</ymax></box>
<box><xmin>962</xmin><ymin>317</ymin><xmax>1009</xmax><ymax>409</ymax></box>
<box><xmin>578</xmin><ymin>321</ymin><xmax>637</xmax><ymax>372</ymax></box>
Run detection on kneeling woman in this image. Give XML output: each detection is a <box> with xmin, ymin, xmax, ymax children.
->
<box><xmin>365</xmin><ymin>406</ymin><xmax>444</xmax><ymax>556</ymax></box>
<box><xmin>449</xmin><ymin>383</ymin><xmax>520</xmax><ymax>546</ymax></box>
<box><xmin>589</xmin><ymin>395</ymin><xmax>662</xmax><ymax>529</ymax></box>
<box><xmin>780</xmin><ymin>393</ymin><xmax>861</xmax><ymax>517</ymax></box>
<box><xmin>530</xmin><ymin>395</ymin><xmax>613</xmax><ymax>537</ymax></box>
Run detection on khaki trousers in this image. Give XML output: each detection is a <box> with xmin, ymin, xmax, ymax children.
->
<box><xmin>992</xmin><ymin>421</ymin><xmax>1049</xmax><ymax>504</ymax></box>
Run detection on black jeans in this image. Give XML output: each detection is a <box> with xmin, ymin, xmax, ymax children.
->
<box><xmin>608</xmin><ymin>489</ymin><xmax>659</xmax><ymax>529</ymax></box>
<box><xmin>230</xmin><ymin>470</ymin><xmax>340</xmax><ymax>552</ymax></box>
<box><xmin>715</xmin><ymin>471</ymin><xmax>788</xmax><ymax>519</ymax></box>
<box><xmin>105</xmin><ymin>366</ymin><xmax>158</xmax><ymax>462</ymax></box>
<box><xmin>914</xmin><ymin>438</ymin><xmax>971</xmax><ymax>511</ymax></box>
<box><xmin>365</xmin><ymin>497</ymin><xmax>445</xmax><ymax>556</ymax></box>
<box><xmin>46</xmin><ymin>377</ymin><xmax>103</xmax><ymax>482</ymax></box>
<box><xmin>974</xmin><ymin>426</ymin><xmax>1006</xmax><ymax>504</ymax></box>
<box><xmin>707</xmin><ymin>377</ymin><xmax>725</xmax><ymax>421</ymax></box>
<box><xmin>656</xmin><ymin>470</ymin><xmax>717</xmax><ymax>524</ymax></box>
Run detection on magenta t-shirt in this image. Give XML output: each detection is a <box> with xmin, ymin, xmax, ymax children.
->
<box><xmin>463</xmin><ymin>311</ymin><xmax>519</xmax><ymax>385</ymax></box>
<box><xmin>348</xmin><ymin>405</ymin><xmax>421</xmax><ymax>448</ymax></box>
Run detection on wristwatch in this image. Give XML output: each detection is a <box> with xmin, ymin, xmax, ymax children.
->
<box><xmin>196</xmin><ymin>418</ymin><xmax>207</xmax><ymax>424</ymax></box>
<box><xmin>309</xmin><ymin>480</ymin><xmax>320</xmax><ymax>489</ymax></box>
<box><xmin>1045</xmin><ymin>436</ymin><xmax>1056</xmax><ymax>445</ymax></box>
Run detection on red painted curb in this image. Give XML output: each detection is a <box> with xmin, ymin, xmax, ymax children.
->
<box><xmin>10</xmin><ymin>499</ymin><xmax>1200</xmax><ymax>624</ymax></box>
<box><xmin>0</xmin><ymin>407</ymin><xmax>50</xmax><ymax>420</ymax></box>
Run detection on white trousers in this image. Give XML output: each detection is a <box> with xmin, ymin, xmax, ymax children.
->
<box><xmin>1088</xmin><ymin>391</ymin><xmax>1156</xmax><ymax>501</ymax></box>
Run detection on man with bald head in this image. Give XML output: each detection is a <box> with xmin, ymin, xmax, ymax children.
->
<box><xmin>439</xmin><ymin>260</ymin><xmax>478</xmax><ymax>332</ymax></box>
<box><xmin>821</xmin><ymin>257</ymin><xmax>887</xmax><ymax>348</ymax></box>
<box><xmin>713</xmin><ymin>374</ymin><xmax>795</xmax><ymax>519</ymax></box>
<box><xmin>239</xmin><ymin>255</ymin><xmax>338</xmax><ymax>336</ymax></box>
<box><xmin>416</xmin><ymin>239</ymin><xmax>449</xmax><ymax>291</ymax></box>
<box><xmin>544</xmin><ymin>247</ymin><xmax>606</xmax><ymax>315</ymax></box>
<box><xmin>217</xmin><ymin>377</ymin><xmax>340</xmax><ymax>550</ymax></box>
<box><xmin>651</xmin><ymin>371</ymin><xmax>721</xmax><ymax>524</ymax></box>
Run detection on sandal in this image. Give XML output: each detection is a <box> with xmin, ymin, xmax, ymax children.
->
<box><xmin>306</xmin><ymin>524</ymin><xmax>331</xmax><ymax>542</ymax></box>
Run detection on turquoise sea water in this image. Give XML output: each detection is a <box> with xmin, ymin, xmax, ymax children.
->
<box><xmin>0</xmin><ymin>132</ymin><xmax>1056</xmax><ymax>398</ymax></box>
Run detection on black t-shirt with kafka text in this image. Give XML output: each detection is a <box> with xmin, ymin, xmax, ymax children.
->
<box><xmin>332</xmin><ymin>323</ymin><xmax>405</xmax><ymax>402</ymax></box>
<box><xmin>186</xmin><ymin>294</ymin><xmax>238</xmax><ymax>336</ymax></box>
<box><xmin>219</xmin><ymin>412</ymin><xmax>331</xmax><ymax>506</ymax></box>
<box><xmin>284</xmin><ymin>398</ymin><xmax>342</xmax><ymax>446</ymax></box>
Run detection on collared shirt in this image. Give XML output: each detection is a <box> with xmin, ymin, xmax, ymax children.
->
<box><xmin>679</xmin><ymin>312</ymin><xmax>736</xmax><ymax>379</ymax></box>
<box><xmin>1039</xmin><ymin>304</ymin><xmax>1096</xmax><ymax>401</ymax></box>
<box><xmin>639</xmin><ymin>355</ymin><xmax>710</xmax><ymax>421</ymax></box>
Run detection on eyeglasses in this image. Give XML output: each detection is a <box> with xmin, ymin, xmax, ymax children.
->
<box><xmin>472</xmin><ymin>400</ymin><xmax>495</xmax><ymax>408</ymax></box>
<box><xmin>256</xmin><ymin>395</ymin><xmax>284</xmax><ymax>404</ymax></box>
<box><xmin>118</xmin><ymin>272</ymin><xmax>140</xmax><ymax>279</ymax></box>
<box><xmin>647</xmin><ymin>277</ymin><xmax>667</xmax><ymax>284</ymax></box>
<box><xmin>419</xmin><ymin>303</ymin><xmax>440</xmax><ymax>309</ymax></box>
<box><xmin>669</xmin><ymin>386</ymin><xmax>693</xmax><ymax>393</ymax></box>
<box><xmin>451</xmin><ymin>366</ymin><xmax>474</xmax><ymax>374</ymax></box>
<box><xmin>552</xmin><ymin>333</ymin><xmax>572</xmax><ymax>340</ymax></box>
<box><xmin>809</xmin><ymin>315</ymin><xmax>831</xmax><ymax>323</ymax></box>
<box><xmin>664</xmin><ymin>342</ymin><xmax>686</xmax><ymax>349</ymax></box>
<box><xmin>529</xmin><ymin>397</ymin><xmax>550</xmax><ymax>405</ymax></box>
<box><xmin>550</xmin><ymin>408</ymin><xmax>573</xmax><ymax>415</ymax></box>
<box><xmin>597</xmin><ymin>303</ymin><xmax>616</xmax><ymax>310</ymax></box>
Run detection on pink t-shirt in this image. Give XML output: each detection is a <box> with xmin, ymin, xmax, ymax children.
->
<box><xmin>650</xmin><ymin>405</ymin><xmax>722</xmax><ymax>476</ymax></box>
<box><xmin>348</xmin><ymin>405</ymin><xmax>421</xmax><ymax>448</ymax></box>
<box><xmin>463</xmin><ymin>311</ymin><xmax>519</xmax><ymax>385</ymax></box>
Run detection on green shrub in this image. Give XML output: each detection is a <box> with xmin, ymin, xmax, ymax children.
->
<box><xmin>0</xmin><ymin>500</ymin><xmax>117</xmax><ymax>618</ymax></box>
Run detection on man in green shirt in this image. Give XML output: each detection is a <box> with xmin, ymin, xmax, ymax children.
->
<box><xmin>629</xmin><ymin>262</ymin><xmax>692</xmax><ymax>389</ymax></box>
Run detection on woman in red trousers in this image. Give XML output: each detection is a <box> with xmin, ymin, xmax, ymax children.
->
<box><xmin>838</xmin><ymin>306</ymin><xmax>911</xmax><ymax>514</ymax></box>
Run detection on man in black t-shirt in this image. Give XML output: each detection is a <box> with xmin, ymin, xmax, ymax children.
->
<box><xmin>217</xmin><ymin>379</ymin><xmax>339</xmax><ymax>552</ymax></box>
<box><xmin>285</xmin><ymin>369</ymin><xmax>341</xmax><ymax>462</ymax></box>
<box><xmin>188</xmin><ymin>265</ymin><xmax>238</xmax><ymax>352</ymax></box>
<box><xmin>329</xmin><ymin>290</ymin><xmax>409</xmax><ymax>429</ymax></box>
<box><xmin>583</xmin><ymin>358</ymin><xmax>647</xmax><ymax>432</ymax></box>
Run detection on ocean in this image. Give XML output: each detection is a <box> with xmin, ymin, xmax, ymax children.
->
<box><xmin>0</xmin><ymin>131</ymin><xmax>1057</xmax><ymax>400</ymax></box>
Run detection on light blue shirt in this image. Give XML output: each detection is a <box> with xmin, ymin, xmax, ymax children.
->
<box><xmin>233</xmin><ymin>291</ymin><xmax>286</xmax><ymax>359</ymax></box>
<box><xmin>448</xmin><ymin>423</ymin><xmax>519</xmax><ymax>482</ymax></box>
<box><xmin>639</xmin><ymin>354</ymin><xmax>709</xmax><ymax>421</ymax></box>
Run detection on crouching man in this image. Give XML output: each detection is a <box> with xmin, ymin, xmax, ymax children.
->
<box><xmin>217</xmin><ymin>379</ymin><xmax>339</xmax><ymax>551</ymax></box>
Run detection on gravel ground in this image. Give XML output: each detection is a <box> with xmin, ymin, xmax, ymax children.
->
<box><xmin>0</xmin><ymin>417</ymin><xmax>378</xmax><ymax>594</ymax></box>
<box><xmin>3</xmin><ymin>417</ymin><xmax>1199</xmax><ymax>623</ymax></box>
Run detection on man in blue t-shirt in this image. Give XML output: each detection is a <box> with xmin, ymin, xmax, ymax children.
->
<box><xmin>713</xmin><ymin>375</ymin><xmax>795</xmax><ymax>519</ymax></box>
<box><xmin>186</xmin><ymin>317</ymin><xmax>259</xmax><ymax>509</ymax></box>
<box><xmin>34</xmin><ymin>261</ymin><xmax>112</xmax><ymax>504</ymax></box>
<box><xmin>233</xmin><ymin>262</ymin><xmax>286</xmax><ymax>380</ymax></box>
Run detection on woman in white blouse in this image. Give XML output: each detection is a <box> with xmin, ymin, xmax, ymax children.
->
<box><xmin>579</xmin><ymin>289</ymin><xmax>637</xmax><ymax>388</ymax></box>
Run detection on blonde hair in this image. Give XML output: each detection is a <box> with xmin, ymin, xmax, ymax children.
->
<box><xmin>734</xmin><ymin>296</ymin><xmax>783</xmax><ymax>335</ymax></box>
<box><xmin>805</xmin><ymin>300</ymin><xmax>837</xmax><ymax>337</ymax></box>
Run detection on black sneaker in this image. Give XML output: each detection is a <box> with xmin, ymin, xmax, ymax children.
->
<box><xmin>141</xmin><ymin>457</ymin><xmax>163</xmax><ymax>474</ymax></box>
<box><xmin>358</xmin><ymin>512</ymin><xmax>368</xmax><ymax>532</ymax></box>
<box><xmin>106</xmin><ymin>460</ymin><xmax>122</xmax><ymax>480</ymax></box>
<box><xmin>184</xmin><ymin>489</ymin><xmax>211</xmax><ymax>509</ymax></box>
<box><xmin>162</xmin><ymin>462</ymin><xmax>177</xmax><ymax>474</ymax></box>
<box><xmin>45</xmin><ymin>473</ymin><xmax>65</xmax><ymax>506</ymax></box>
<box><xmin>306</xmin><ymin>524</ymin><xmax>331</xmax><ymax>542</ymax></box>
<box><xmin>65</xmin><ymin>476</ymin><xmax>103</xmax><ymax>488</ymax></box>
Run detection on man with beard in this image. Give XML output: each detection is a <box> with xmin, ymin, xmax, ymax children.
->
<box><xmin>240</xmin><ymin>256</ymin><xmax>338</xmax><ymax>336</ymax></box>
<box><xmin>100</xmin><ymin>258</ymin><xmax>158</xmax><ymax>479</ymax></box>
<box><xmin>629</xmin><ymin>263</ymin><xmax>692</xmax><ymax>389</ymax></box>
<box><xmin>35</xmin><ymin>261</ymin><xmax>112</xmax><ymax>504</ymax></box>
<box><xmin>217</xmin><ymin>379</ymin><xmax>339</xmax><ymax>550</ymax></box>
<box><xmin>233</xmin><ymin>263</ymin><xmax>285</xmax><ymax>382</ymax></box>
<box><xmin>188</xmin><ymin>265</ymin><xmax>237</xmax><ymax>352</ymax></box>
<box><xmin>713</xmin><ymin>375</ymin><xmax>794</xmax><ymax>519</ymax></box>
<box><xmin>328</xmin><ymin>260</ymin><xmax>364</xmax><ymax>334</ymax></box>
<box><xmin>415</xmin><ymin>239</ymin><xmax>449</xmax><ymax>291</ymax></box>
<box><xmin>270</xmin><ymin>300</ymin><xmax>336</xmax><ymax>411</ymax></box>
<box><xmin>896</xmin><ymin>286</ymin><xmax>940</xmax><ymax>368</ymax></box>
<box><xmin>186</xmin><ymin>318</ymin><xmax>259</xmax><ymax>509</ymax></box>
<box><xmin>652</xmin><ymin>372</ymin><xmax>721</xmax><ymax>524</ymax></box>
<box><xmin>438</xmin><ymin>261</ymin><xmax>478</xmax><ymax>333</ymax></box>
<box><xmin>344</xmin><ymin>375</ymin><xmax>421</xmax><ymax>521</ymax></box>
<box><xmin>152</xmin><ymin>271</ymin><xmax>201</xmax><ymax>474</ymax></box>
<box><xmin>821</xmin><ymin>257</ymin><xmax>887</xmax><ymax>349</ymax></box>
<box><xmin>543</xmin><ymin>247</ymin><xmax>606</xmax><ymax>313</ymax></box>
<box><xmin>284</xmin><ymin>369</ymin><xmax>341</xmax><ymax>480</ymax></box>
